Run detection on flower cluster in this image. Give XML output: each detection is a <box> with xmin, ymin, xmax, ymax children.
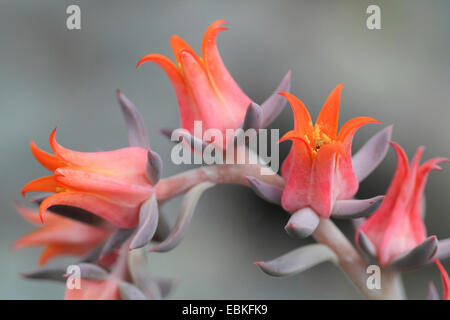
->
<box><xmin>14</xmin><ymin>20</ymin><xmax>449</xmax><ymax>300</ymax></box>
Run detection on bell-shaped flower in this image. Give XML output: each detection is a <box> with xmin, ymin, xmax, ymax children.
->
<box><xmin>356</xmin><ymin>143</ymin><xmax>448</xmax><ymax>267</ymax></box>
<box><xmin>137</xmin><ymin>20</ymin><xmax>290</xmax><ymax>149</ymax></box>
<box><xmin>13</xmin><ymin>205</ymin><xmax>109</xmax><ymax>265</ymax></box>
<box><xmin>279</xmin><ymin>85</ymin><xmax>380</xmax><ymax>218</ymax></box>
<box><xmin>22</xmin><ymin>128</ymin><xmax>155</xmax><ymax>228</ymax></box>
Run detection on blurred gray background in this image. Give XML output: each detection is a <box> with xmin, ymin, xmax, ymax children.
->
<box><xmin>0</xmin><ymin>0</ymin><xmax>449</xmax><ymax>299</ymax></box>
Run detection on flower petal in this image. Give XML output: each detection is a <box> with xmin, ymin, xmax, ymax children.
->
<box><xmin>337</xmin><ymin>116</ymin><xmax>381</xmax><ymax>152</ymax></box>
<box><xmin>55</xmin><ymin>167</ymin><xmax>152</xmax><ymax>205</ymax></box>
<box><xmin>137</xmin><ymin>54</ymin><xmax>199</xmax><ymax>133</ymax></box>
<box><xmin>39</xmin><ymin>192</ymin><xmax>139</xmax><ymax>228</ymax></box>
<box><xmin>201</xmin><ymin>20</ymin><xmax>251</xmax><ymax>118</ymax></box>
<box><xmin>308</xmin><ymin>143</ymin><xmax>344</xmax><ymax>218</ymax></box>
<box><xmin>49</xmin><ymin>128</ymin><xmax>149</xmax><ymax>176</ymax></box>
<box><xmin>22</xmin><ymin>176</ymin><xmax>60</xmax><ymax>196</ymax></box>
<box><xmin>30</xmin><ymin>141</ymin><xmax>66</xmax><ymax>172</ymax></box>
<box><xmin>315</xmin><ymin>84</ymin><xmax>343</xmax><ymax>138</ymax></box>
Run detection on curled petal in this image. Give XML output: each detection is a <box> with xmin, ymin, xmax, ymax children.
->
<box><xmin>331</xmin><ymin>196</ymin><xmax>384</xmax><ymax>219</ymax></box>
<box><xmin>137</xmin><ymin>54</ymin><xmax>199</xmax><ymax>133</ymax></box>
<box><xmin>116</xmin><ymin>90</ymin><xmax>149</xmax><ymax>149</ymax></box>
<box><xmin>337</xmin><ymin>116</ymin><xmax>381</xmax><ymax>151</ymax></box>
<box><xmin>246</xmin><ymin>176</ymin><xmax>283</xmax><ymax>205</ymax></box>
<box><xmin>30</xmin><ymin>141</ymin><xmax>66</xmax><ymax>172</ymax></box>
<box><xmin>201</xmin><ymin>19</ymin><xmax>251</xmax><ymax>118</ymax></box>
<box><xmin>22</xmin><ymin>176</ymin><xmax>60</xmax><ymax>196</ymax></box>
<box><xmin>390</xmin><ymin>236</ymin><xmax>438</xmax><ymax>270</ymax></box>
<box><xmin>255</xmin><ymin>244</ymin><xmax>338</xmax><ymax>277</ymax></box>
<box><xmin>316</xmin><ymin>84</ymin><xmax>343</xmax><ymax>138</ymax></box>
<box><xmin>146</xmin><ymin>150</ymin><xmax>163</xmax><ymax>185</ymax></box>
<box><xmin>261</xmin><ymin>71</ymin><xmax>292</xmax><ymax>128</ymax></box>
<box><xmin>129</xmin><ymin>195</ymin><xmax>159</xmax><ymax>250</ymax></box>
<box><xmin>49</xmin><ymin>128</ymin><xmax>148</xmax><ymax>174</ymax></box>
<box><xmin>278</xmin><ymin>92</ymin><xmax>313</xmax><ymax>141</ymax></box>
<box><xmin>148</xmin><ymin>182</ymin><xmax>215</xmax><ymax>252</ymax></box>
<box><xmin>352</xmin><ymin>125</ymin><xmax>392</xmax><ymax>182</ymax></box>
<box><xmin>284</xmin><ymin>207</ymin><xmax>320</xmax><ymax>239</ymax></box>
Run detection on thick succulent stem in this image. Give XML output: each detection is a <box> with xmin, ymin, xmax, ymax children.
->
<box><xmin>155</xmin><ymin>160</ymin><xmax>405</xmax><ymax>300</ymax></box>
<box><xmin>312</xmin><ymin>218</ymin><xmax>406</xmax><ymax>300</ymax></box>
<box><xmin>156</xmin><ymin>163</ymin><xmax>284</xmax><ymax>201</ymax></box>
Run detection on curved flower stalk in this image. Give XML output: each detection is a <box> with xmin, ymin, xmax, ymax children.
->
<box><xmin>137</xmin><ymin>20</ymin><xmax>291</xmax><ymax>149</ymax></box>
<box><xmin>356</xmin><ymin>143</ymin><xmax>448</xmax><ymax>269</ymax></box>
<box><xmin>13</xmin><ymin>204</ymin><xmax>110</xmax><ymax>266</ymax></box>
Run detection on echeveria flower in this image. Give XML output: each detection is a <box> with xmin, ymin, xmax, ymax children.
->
<box><xmin>13</xmin><ymin>205</ymin><xmax>109</xmax><ymax>265</ymax></box>
<box><xmin>279</xmin><ymin>85</ymin><xmax>380</xmax><ymax>218</ymax></box>
<box><xmin>137</xmin><ymin>20</ymin><xmax>290</xmax><ymax>149</ymax></box>
<box><xmin>356</xmin><ymin>144</ymin><xmax>448</xmax><ymax>267</ymax></box>
<box><xmin>22</xmin><ymin>128</ymin><xmax>155</xmax><ymax>228</ymax></box>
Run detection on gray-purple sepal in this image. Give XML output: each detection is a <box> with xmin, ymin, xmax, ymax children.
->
<box><xmin>246</xmin><ymin>176</ymin><xmax>283</xmax><ymax>205</ymax></box>
<box><xmin>255</xmin><ymin>244</ymin><xmax>337</xmax><ymax>277</ymax></box>
<box><xmin>284</xmin><ymin>207</ymin><xmax>320</xmax><ymax>239</ymax></box>
<box><xmin>331</xmin><ymin>196</ymin><xmax>384</xmax><ymax>219</ymax></box>
<box><xmin>129</xmin><ymin>194</ymin><xmax>159</xmax><ymax>250</ymax></box>
<box><xmin>148</xmin><ymin>182</ymin><xmax>215</xmax><ymax>253</ymax></box>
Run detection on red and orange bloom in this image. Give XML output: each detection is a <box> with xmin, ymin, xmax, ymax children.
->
<box><xmin>434</xmin><ymin>259</ymin><xmax>450</xmax><ymax>300</ymax></box>
<box><xmin>13</xmin><ymin>205</ymin><xmax>110</xmax><ymax>265</ymax></box>
<box><xmin>22</xmin><ymin>128</ymin><xmax>154</xmax><ymax>228</ymax></box>
<box><xmin>137</xmin><ymin>20</ymin><xmax>290</xmax><ymax>149</ymax></box>
<box><xmin>279</xmin><ymin>85</ymin><xmax>380</xmax><ymax>218</ymax></box>
<box><xmin>356</xmin><ymin>144</ymin><xmax>448</xmax><ymax>267</ymax></box>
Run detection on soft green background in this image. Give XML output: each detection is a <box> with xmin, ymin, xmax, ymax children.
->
<box><xmin>0</xmin><ymin>0</ymin><xmax>449</xmax><ymax>299</ymax></box>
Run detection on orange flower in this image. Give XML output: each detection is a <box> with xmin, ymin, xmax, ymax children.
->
<box><xmin>138</xmin><ymin>20</ymin><xmax>280</xmax><ymax>149</ymax></box>
<box><xmin>357</xmin><ymin>145</ymin><xmax>447</xmax><ymax>266</ymax></box>
<box><xmin>22</xmin><ymin>128</ymin><xmax>154</xmax><ymax>228</ymax></box>
<box><xmin>279</xmin><ymin>85</ymin><xmax>380</xmax><ymax>218</ymax></box>
<box><xmin>13</xmin><ymin>205</ymin><xmax>109</xmax><ymax>265</ymax></box>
